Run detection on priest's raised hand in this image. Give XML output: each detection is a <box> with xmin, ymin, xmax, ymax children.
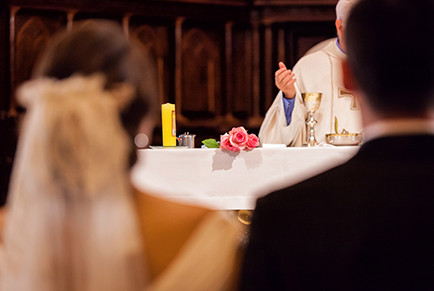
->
<box><xmin>274</xmin><ymin>61</ymin><xmax>296</xmax><ymax>99</ymax></box>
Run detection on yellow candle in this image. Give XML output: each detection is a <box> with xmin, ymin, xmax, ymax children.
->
<box><xmin>161</xmin><ymin>103</ymin><xmax>176</xmax><ymax>146</ymax></box>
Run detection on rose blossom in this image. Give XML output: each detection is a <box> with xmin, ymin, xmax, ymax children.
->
<box><xmin>228</xmin><ymin>126</ymin><xmax>249</xmax><ymax>150</ymax></box>
<box><xmin>220</xmin><ymin>133</ymin><xmax>240</xmax><ymax>152</ymax></box>
<box><xmin>246</xmin><ymin>133</ymin><xmax>259</xmax><ymax>150</ymax></box>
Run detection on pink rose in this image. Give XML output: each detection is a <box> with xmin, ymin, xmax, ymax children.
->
<box><xmin>220</xmin><ymin>133</ymin><xmax>240</xmax><ymax>152</ymax></box>
<box><xmin>246</xmin><ymin>133</ymin><xmax>260</xmax><ymax>150</ymax></box>
<box><xmin>228</xmin><ymin>126</ymin><xmax>249</xmax><ymax>150</ymax></box>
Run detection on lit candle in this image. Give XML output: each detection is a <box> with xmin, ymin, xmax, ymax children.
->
<box><xmin>161</xmin><ymin>103</ymin><xmax>176</xmax><ymax>146</ymax></box>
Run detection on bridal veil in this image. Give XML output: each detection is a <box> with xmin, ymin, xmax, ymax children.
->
<box><xmin>1</xmin><ymin>21</ymin><xmax>152</xmax><ymax>291</ymax></box>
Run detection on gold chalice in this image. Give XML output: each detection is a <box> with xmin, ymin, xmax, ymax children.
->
<box><xmin>302</xmin><ymin>92</ymin><xmax>322</xmax><ymax>147</ymax></box>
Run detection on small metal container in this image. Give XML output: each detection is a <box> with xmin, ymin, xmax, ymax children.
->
<box><xmin>325</xmin><ymin>133</ymin><xmax>363</xmax><ymax>146</ymax></box>
<box><xmin>177</xmin><ymin>132</ymin><xmax>196</xmax><ymax>148</ymax></box>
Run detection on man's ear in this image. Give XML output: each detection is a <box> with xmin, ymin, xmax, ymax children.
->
<box><xmin>342</xmin><ymin>59</ymin><xmax>357</xmax><ymax>91</ymax></box>
<box><xmin>335</xmin><ymin>19</ymin><xmax>344</xmax><ymax>39</ymax></box>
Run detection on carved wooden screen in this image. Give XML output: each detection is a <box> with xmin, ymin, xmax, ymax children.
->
<box><xmin>181</xmin><ymin>26</ymin><xmax>221</xmax><ymax>119</ymax></box>
<box><xmin>10</xmin><ymin>9</ymin><xmax>65</xmax><ymax>111</ymax></box>
<box><xmin>2</xmin><ymin>0</ymin><xmax>338</xmax><ymax>145</ymax></box>
<box><xmin>231</xmin><ymin>25</ymin><xmax>253</xmax><ymax>121</ymax></box>
<box><xmin>132</xmin><ymin>22</ymin><xmax>169</xmax><ymax>107</ymax></box>
<box><xmin>0</xmin><ymin>0</ymin><xmax>341</xmax><ymax>206</ymax></box>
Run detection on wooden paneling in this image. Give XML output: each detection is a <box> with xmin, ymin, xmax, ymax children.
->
<box><xmin>2</xmin><ymin>1</ymin><xmax>338</xmax><ymax>129</ymax></box>
<box><xmin>130</xmin><ymin>17</ymin><xmax>171</xmax><ymax>106</ymax></box>
<box><xmin>0</xmin><ymin>4</ymin><xmax>8</xmax><ymax>111</ymax></box>
<box><xmin>0</xmin><ymin>0</ymin><xmax>339</xmax><ymax>202</ymax></box>
<box><xmin>259</xmin><ymin>21</ymin><xmax>336</xmax><ymax>108</ymax></box>
<box><xmin>10</xmin><ymin>8</ymin><xmax>65</xmax><ymax>112</ymax></box>
<box><xmin>286</xmin><ymin>22</ymin><xmax>337</xmax><ymax>65</ymax></box>
<box><xmin>14</xmin><ymin>11</ymin><xmax>63</xmax><ymax>82</ymax></box>
<box><xmin>261</xmin><ymin>6</ymin><xmax>336</xmax><ymax>24</ymax></box>
<box><xmin>8</xmin><ymin>0</ymin><xmax>251</xmax><ymax>23</ymax></box>
<box><xmin>154</xmin><ymin>0</ymin><xmax>249</xmax><ymax>6</ymax></box>
<box><xmin>231</xmin><ymin>24</ymin><xmax>252</xmax><ymax>121</ymax></box>
<box><xmin>181</xmin><ymin>25</ymin><xmax>222</xmax><ymax>119</ymax></box>
<box><xmin>0</xmin><ymin>3</ymin><xmax>14</xmax><ymax>207</ymax></box>
<box><xmin>3</xmin><ymin>0</ymin><xmax>337</xmax><ymax>126</ymax></box>
<box><xmin>255</xmin><ymin>0</ymin><xmax>337</xmax><ymax>5</ymax></box>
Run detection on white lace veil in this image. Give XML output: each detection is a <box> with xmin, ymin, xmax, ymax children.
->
<box><xmin>1</xmin><ymin>75</ymin><xmax>148</xmax><ymax>291</ymax></box>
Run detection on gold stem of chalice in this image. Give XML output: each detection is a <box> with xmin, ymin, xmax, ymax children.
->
<box><xmin>302</xmin><ymin>92</ymin><xmax>323</xmax><ymax>147</ymax></box>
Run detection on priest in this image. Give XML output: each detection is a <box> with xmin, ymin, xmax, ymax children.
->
<box><xmin>258</xmin><ymin>0</ymin><xmax>362</xmax><ymax>146</ymax></box>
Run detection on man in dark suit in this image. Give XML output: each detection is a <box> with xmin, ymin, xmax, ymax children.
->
<box><xmin>240</xmin><ymin>0</ymin><xmax>434</xmax><ymax>290</ymax></box>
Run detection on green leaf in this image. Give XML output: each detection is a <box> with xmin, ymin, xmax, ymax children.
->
<box><xmin>202</xmin><ymin>138</ymin><xmax>220</xmax><ymax>148</ymax></box>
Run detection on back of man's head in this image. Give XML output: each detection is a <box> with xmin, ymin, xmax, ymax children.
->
<box><xmin>346</xmin><ymin>0</ymin><xmax>434</xmax><ymax>115</ymax></box>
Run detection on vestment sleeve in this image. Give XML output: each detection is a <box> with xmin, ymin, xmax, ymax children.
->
<box><xmin>258</xmin><ymin>87</ymin><xmax>306</xmax><ymax>146</ymax></box>
<box><xmin>282</xmin><ymin>94</ymin><xmax>296</xmax><ymax>126</ymax></box>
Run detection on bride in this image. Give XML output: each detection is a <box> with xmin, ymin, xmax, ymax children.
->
<box><xmin>1</xmin><ymin>20</ymin><xmax>242</xmax><ymax>291</ymax></box>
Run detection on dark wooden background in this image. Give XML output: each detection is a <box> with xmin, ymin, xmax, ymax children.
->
<box><xmin>0</xmin><ymin>0</ymin><xmax>338</xmax><ymax>205</ymax></box>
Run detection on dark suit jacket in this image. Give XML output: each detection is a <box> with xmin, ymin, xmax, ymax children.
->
<box><xmin>240</xmin><ymin>135</ymin><xmax>434</xmax><ymax>291</ymax></box>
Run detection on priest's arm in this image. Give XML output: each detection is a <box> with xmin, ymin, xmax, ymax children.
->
<box><xmin>258</xmin><ymin>62</ymin><xmax>308</xmax><ymax>147</ymax></box>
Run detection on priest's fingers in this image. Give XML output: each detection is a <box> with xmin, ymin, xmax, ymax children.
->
<box><xmin>277</xmin><ymin>81</ymin><xmax>296</xmax><ymax>98</ymax></box>
<box><xmin>282</xmin><ymin>78</ymin><xmax>296</xmax><ymax>90</ymax></box>
<box><xmin>282</xmin><ymin>76</ymin><xmax>296</xmax><ymax>87</ymax></box>
<box><xmin>276</xmin><ymin>69</ymin><xmax>293</xmax><ymax>81</ymax></box>
<box><xmin>275</xmin><ymin>67</ymin><xmax>288</xmax><ymax>78</ymax></box>
<box><xmin>275</xmin><ymin>62</ymin><xmax>291</xmax><ymax>78</ymax></box>
<box><xmin>275</xmin><ymin>68</ymin><xmax>293</xmax><ymax>79</ymax></box>
<box><xmin>277</xmin><ymin>69</ymin><xmax>296</xmax><ymax>98</ymax></box>
<box><xmin>280</xmin><ymin>72</ymin><xmax>295</xmax><ymax>84</ymax></box>
<box><xmin>275</xmin><ymin>70</ymin><xmax>294</xmax><ymax>88</ymax></box>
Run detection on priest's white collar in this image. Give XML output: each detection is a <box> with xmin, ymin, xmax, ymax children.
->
<box><xmin>334</xmin><ymin>38</ymin><xmax>347</xmax><ymax>60</ymax></box>
<box><xmin>336</xmin><ymin>38</ymin><xmax>345</xmax><ymax>54</ymax></box>
<box><xmin>363</xmin><ymin>118</ymin><xmax>434</xmax><ymax>143</ymax></box>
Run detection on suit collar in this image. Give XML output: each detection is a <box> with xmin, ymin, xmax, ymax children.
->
<box><xmin>363</xmin><ymin>118</ymin><xmax>434</xmax><ymax>143</ymax></box>
<box><xmin>357</xmin><ymin>134</ymin><xmax>434</xmax><ymax>160</ymax></box>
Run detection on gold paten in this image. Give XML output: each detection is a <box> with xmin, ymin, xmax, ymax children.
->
<box><xmin>327</xmin><ymin>116</ymin><xmax>363</xmax><ymax>146</ymax></box>
<box><xmin>326</xmin><ymin>133</ymin><xmax>363</xmax><ymax>146</ymax></box>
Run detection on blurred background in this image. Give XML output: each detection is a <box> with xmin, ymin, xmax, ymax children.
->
<box><xmin>0</xmin><ymin>0</ymin><xmax>338</xmax><ymax>205</ymax></box>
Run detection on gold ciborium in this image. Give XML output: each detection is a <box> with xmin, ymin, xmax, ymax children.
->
<box><xmin>302</xmin><ymin>92</ymin><xmax>323</xmax><ymax>147</ymax></box>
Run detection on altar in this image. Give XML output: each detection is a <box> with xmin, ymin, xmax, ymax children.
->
<box><xmin>131</xmin><ymin>147</ymin><xmax>359</xmax><ymax>210</ymax></box>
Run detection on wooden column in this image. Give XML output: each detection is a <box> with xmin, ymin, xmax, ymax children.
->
<box><xmin>225</xmin><ymin>21</ymin><xmax>233</xmax><ymax>118</ymax></box>
<box><xmin>288</xmin><ymin>30</ymin><xmax>295</xmax><ymax>67</ymax></box>
<box><xmin>0</xmin><ymin>5</ymin><xmax>9</xmax><ymax>113</ymax></box>
<box><xmin>244</xmin><ymin>28</ymin><xmax>253</xmax><ymax>119</ymax></box>
<box><xmin>251</xmin><ymin>14</ymin><xmax>260</xmax><ymax>119</ymax></box>
<box><xmin>277</xmin><ymin>27</ymin><xmax>285</xmax><ymax>63</ymax></box>
<box><xmin>174</xmin><ymin>17</ymin><xmax>186</xmax><ymax>121</ymax></box>
<box><xmin>122</xmin><ymin>13</ymin><xmax>131</xmax><ymax>38</ymax></box>
<box><xmin>66</xmin><ymin>10</ymin><xmax>77</xmax><ymax>31</ymax></box>
<box><xmin>8</xmin><ymin>6</ymin><xmax>20</xmax><ymax>116</ymax></box>
<box><xmin>264</xmin><ymin>23</ymin><xmax>273</xmax><ymax>109</ymax></box>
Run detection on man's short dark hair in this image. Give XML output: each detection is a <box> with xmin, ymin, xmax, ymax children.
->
<box><xmin>346</xmin><ymin>0</ymin><xmax>434</xmax><ymax>115</ymax></box>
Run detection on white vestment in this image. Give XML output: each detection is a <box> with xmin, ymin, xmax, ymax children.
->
<box><xmin>258</xmin><ymin>38</ymin><xmax>363</xmax><ymax>146</ymax></box>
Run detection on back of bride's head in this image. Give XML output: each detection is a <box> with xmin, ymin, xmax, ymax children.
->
<box><xmin>2</xmin><ymin>21</ymin><xmax>154</xmax><ymax>291</ymax></box>
<box><xmin>34</xmin><ymin>20</ymin><xmax>157</xmax><ymax>166</ymax></box>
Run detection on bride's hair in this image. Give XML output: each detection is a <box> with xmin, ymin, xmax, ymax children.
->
<box><xmin>34</xmin><ymin>20</ymin><xmax>157</xmax><ymax>167</ymax></box>
<box><xmin>2</xmin><ymin>20</ymin><xmax>156</xmax><ymax>291</ymax></box>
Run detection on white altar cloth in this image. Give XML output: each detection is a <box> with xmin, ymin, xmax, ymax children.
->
<box><xmin>131</xmin><ymin>147</ymin><xmax>359</xmax><ymax>210</ymax></box>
